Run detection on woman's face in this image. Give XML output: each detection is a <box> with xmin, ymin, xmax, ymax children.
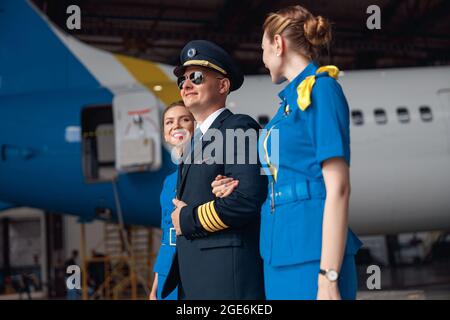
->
<box><xmin>262</xmin><ymin>32</ymin><xmax>284</xmax><ymax>84</ymax></box>
<box><xmin>163</xmin><ymin>106</ymin><xmax>195</xmax><ymax>147</ymax></box>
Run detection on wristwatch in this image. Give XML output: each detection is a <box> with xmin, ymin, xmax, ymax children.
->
<box><xmin>319</xmin><ymin>269</ymin><xmax>339</xmax><ymax>282</ymax></box>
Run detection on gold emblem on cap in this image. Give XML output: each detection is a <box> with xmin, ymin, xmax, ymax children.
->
<box><xmin>187</xmin><ymin>48</ymin><xmax>196</xmax><ymax>58</ymax></box>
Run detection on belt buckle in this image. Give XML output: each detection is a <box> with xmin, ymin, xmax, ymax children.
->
<box><xmin>169</xmin><ymin>227</ymin><xmax>176</xmax><ymax>246</ymax></box>
<box><xmin>295</xmin><ymin>180</ymin><xmax>310</xmax><ymax>201</ymax></box>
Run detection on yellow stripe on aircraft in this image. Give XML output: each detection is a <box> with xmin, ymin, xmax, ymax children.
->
<box><xmin>114</xmin><ymin>54</ymin><xmax>181</xmax><ymax>106</ymax></box>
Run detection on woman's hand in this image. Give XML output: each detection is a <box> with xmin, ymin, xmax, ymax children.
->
<box><xmin>316</xmin><ymin>276</ymin><xmax>341</xmax><ymax>300</ymax></box>
<box><xmin>149</xmin><ymin>273</ymin><xmax>158</xmax><ymax>300</ymax></box>
<box><xmin>211</xmin><ymin>175</ymin><xmax>239</xmax><ymax>198</ymax></box>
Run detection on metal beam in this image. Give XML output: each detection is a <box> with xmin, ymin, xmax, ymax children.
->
<box><xmin>395</xmin><ymin>0</ymin><xmax>450</xmax><ymax>36</ymax></box>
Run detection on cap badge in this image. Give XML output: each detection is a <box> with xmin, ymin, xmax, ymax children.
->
<box><xmin>187</xmin><ymin>48</ymin><xmax>196</xmax><ymax>58</ymax></box>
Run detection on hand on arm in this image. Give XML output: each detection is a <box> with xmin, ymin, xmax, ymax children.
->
<box><xmin>178</xmin><ymin>116</ymin><xmax>267</xmax><ymax>238</ymax></box>
<box><xmin>211</xmin><ymin>175</ymin><xmax>239</xmax><ymax>198</ymax></box>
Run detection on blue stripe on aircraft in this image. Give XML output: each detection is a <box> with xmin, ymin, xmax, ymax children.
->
<box><xmin>0</xmin><ymin>0</ymin><xmax>103</xmax><ymax>96</ymax></box>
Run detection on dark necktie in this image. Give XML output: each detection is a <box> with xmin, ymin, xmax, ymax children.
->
<box><xmin>178</xmin><ymin>127</ymin><xmax>203</xmax><ymax>195</ymax></box>
<box><xmin>190</xmin><ymin>127</ymin><xmax>203</xmax><ymax>154</ymax></box>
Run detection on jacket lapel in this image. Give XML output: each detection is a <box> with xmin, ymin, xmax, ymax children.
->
<box><xmin>177</xmin><ymin>109</ymin><xmax>233</xmax><ymax>198</ymax></box>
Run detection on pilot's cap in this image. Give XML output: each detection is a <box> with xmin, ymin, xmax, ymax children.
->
<box><xmin>173</xmin><ymin>40</ymin><xmax>244</xmax><ymax>92</ymax></box>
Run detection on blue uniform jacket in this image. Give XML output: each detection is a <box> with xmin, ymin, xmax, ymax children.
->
<box><xmin>153</xmin><ymin>171</ymin><xmax>177</xmax><ymax>298</ymax></box>
<box><xmin>259</xmin><ymin>62</ymin><xmax>363</xmax><ymax>267</ymax></box>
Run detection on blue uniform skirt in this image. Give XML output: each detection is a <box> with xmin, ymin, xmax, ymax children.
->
<box><xmin>157</xmin><ymin>274</ymin><xmax>178</xmax><ymax>300</ymax></box>
<box><xmin>264</xmin><ymin>254</ymin><xmax>358</xmax><ymax>300</ymax></box>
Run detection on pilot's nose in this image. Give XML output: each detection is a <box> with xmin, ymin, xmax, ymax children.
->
<box><xmin>182</xmin><ymin>78</ymin><xmax>193</xmax><ymax>90</ymax></box>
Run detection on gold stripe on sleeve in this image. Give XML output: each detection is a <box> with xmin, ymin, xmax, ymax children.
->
<box><xmin>204</xmin><ymin>202</ymin><xmax>225</xmax><ymax>231</ymax></box>
<box><xmin>208</xmin><ymin>201</ymin><xmax>228</xmax><ymax>229</ymax></box>
<box><xmin>197</xmin><ymin>204</ymin><xmax>215</xmax><ymax>232</ymax></box>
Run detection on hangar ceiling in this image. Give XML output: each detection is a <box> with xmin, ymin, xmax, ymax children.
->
<box><xmin>32</xmin><ymin>0</ymin><xmax>450</xmax><ymax>73</ymax></box>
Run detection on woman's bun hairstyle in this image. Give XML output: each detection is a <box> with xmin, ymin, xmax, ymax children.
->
<box><xmin>263</xmin><ymin>5</ymin><xmax>332</xmax><ymax>60</ymax></box>
<box><xmin>304</xmin><ymin>15</ymin><xmax>332</xmax><ymax>47</ymax></box>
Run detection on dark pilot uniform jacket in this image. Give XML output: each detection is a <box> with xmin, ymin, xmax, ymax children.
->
<box><xmin>162</xmin><ymin>108</ymin><xmax>268</xmax><ymax>300</ymax></box>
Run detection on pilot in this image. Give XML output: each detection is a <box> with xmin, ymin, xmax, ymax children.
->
<box><xmin>162</xmin><ymin>40</ymin><xmax>268</xmax><ymax>299</ymax></box>
<box><xmin>211</xmin><ymin>5</ymin><xmax>363</xmax><ymax>299</ymax></box>
<box><xmin>149</xmin><ymin>101</ymin><xmax>195</xmax><ymax>300</ymax></box>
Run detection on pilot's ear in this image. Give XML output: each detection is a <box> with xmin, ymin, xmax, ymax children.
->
<box><xmin>219</xmin><ymin>78</ymin><xmax>231</xmax><ymax>95</ymax></box>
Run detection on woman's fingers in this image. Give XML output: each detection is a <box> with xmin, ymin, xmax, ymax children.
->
<box><xmin>219</xmin><ymin>181</ymin><xmax>239</xmax><ymax>198</ymax></box>
<box><xmin>212</xmin><ymin>180</ymin><xmax>238</xmax><ymax>197</ymax></box>
<box><xmin>211</xmin><ymin>177</ymin><xmax>233</xmax><ymax>188</ymax></box>
<box><xmin>212</xmin><ymin>185</ymin><xmax>224</xmax><ymax>196</ymax></box>
<box><xmin>220</xmin><ymin>188</ymin><xmax>233</xmax><ymax>198</ymax></box>
<box><xmin>211</xmin><ymin>175</ymin><xmax>239</xmax><ymax>197</ymax></box>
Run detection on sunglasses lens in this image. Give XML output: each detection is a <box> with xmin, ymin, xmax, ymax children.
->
<box><xmin>178</xmin><ymin>71</ymin><xmax>204</xmax><ymax>89</ymax></box>
<box><xmin>177</xmin><ymin>76</ymin><xmax>186</xmax><ymax>89</ymax></box>
<box><xmin>191</xmin><ymin>71</ymin><xmax>204</xmax><ymax>85</ymax></box>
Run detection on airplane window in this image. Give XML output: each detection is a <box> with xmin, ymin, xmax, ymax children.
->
<box><xmin>258</xmin><ymin>115</ymin><xmax>270</xmax><ymax>127</ymax></box>
<box><xmin>419</xmin><ymin>106</ymin><xmax>433</xmax><ymax>122</ymax></box>
<box><xmin>374</xmin><ymin>109</ymin><xmax>387</xmax><ymax>125</ymax></box>
<box><xmin>397</xmin><ymin>107</ymin><xmax>410</xmax><ymax>123</ymax></box>
<box><xmin>351</xmin><ymin>110</ymin><xmax>364</xmax><ymax>126</ymax></box>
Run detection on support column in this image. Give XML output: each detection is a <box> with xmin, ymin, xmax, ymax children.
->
<box><xmin>2</xmin><ymin>218</ymin><xmax>10</xmax><ymax>276</ymax></box>
<box><xmin>80</xmin><ymin>223</ymin><xmax>88</xmax><ymax>300</ymax></box>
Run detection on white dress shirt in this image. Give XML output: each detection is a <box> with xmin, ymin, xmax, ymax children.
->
<box><xmin>196</xmin><ymin>107</ymin><xmax>227</xmax><ymax>135</ymax></box>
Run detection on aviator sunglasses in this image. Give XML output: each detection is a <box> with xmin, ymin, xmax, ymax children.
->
<box><xmin>177</xmin><ymin>71</ymin><xmax>225</xmax><ymax>89</ymax></box>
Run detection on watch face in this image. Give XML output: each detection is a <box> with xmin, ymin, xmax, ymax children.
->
<box><xmin>327</xmin><ymin>270</ymin><xmax>338</xmax><ymax>281</ymax></box>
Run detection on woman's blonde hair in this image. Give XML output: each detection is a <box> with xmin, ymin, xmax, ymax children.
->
<box><xmin>263</xmin><ymin>5</ymin><xmax>332</xmax><ymax>60</ymax></box>
<box><xmin>162</xmin><ymin>100</ymin><xmax>194</xmax><ymax>126</ymax></box>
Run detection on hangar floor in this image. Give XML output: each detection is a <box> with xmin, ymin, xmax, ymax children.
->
<box><xmin>357</xmin><ymin>261</ymin><xmax>450</xmax><ymax>300</ymax></box>
<box><xmin>358</xmin><ymin>284</ymin><xmax>450</xmax><ymax>300</ymax></box>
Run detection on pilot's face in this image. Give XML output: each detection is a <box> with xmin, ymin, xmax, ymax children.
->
<box><xmin>163</xmin><ymin>105</ymin><xmax>195</xmax><ymax>147</ymax></box>
<box><xmin>179</xmin><ymin>66</ymin><xmax>227</xmax><ymax>111</ymax></box>
<box><xmin>262</xmin><ymin>32</ymin><xmax>284</xmax><ymax>84</ymax></box>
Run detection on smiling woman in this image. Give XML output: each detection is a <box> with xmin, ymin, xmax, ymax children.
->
<box><xmin>162</xmin><ymin>100</ymin><xmax>195</xmax><ymax>158</ymax></box>
<box><xmin>149</xmin><ymin>100</ymin><xmax>194</xmax><ymax>301</ymax></box>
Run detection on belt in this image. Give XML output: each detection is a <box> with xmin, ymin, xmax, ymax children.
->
<box><xmin>270</xmin><ymin>180</ymin><xmax>326</xmax><ymax>212</ymax></box>
<box><xmin>162</xmin><ymin>227</ymin><xmax>177</xmax><ymax>247</ymax></box>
